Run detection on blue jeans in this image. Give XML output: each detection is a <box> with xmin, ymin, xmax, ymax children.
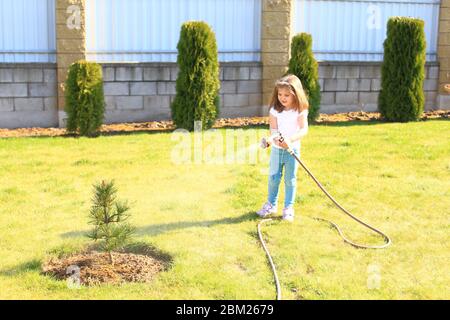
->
<box><xmin>267</xmin><ymin>147</ymin><xmax>300</xmax><ymax>209</ymax></box>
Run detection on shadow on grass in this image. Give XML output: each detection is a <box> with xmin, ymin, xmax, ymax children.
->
<box><xmin>60</xmin><ymin>230</ymin><xmax>88</xmax><ymax>239</ymax></box>
<box><xmin>136</xmin><ymin>211</ymin><xmax>259</xmax><ymax>237</ymax></box>
<box><xmin>60</xmin><ymin>211</ymin><xmax>259</xmax><ymax>239</ymax></box>
<box><xmin>0</xmin><ymin>242</ymin><xmax>174</xmax><ymax>279</ymax></box>
<box><xmin>0</xmin><ymin>259</ymin><xmax>42</xmax><ymax>276</ymax></box>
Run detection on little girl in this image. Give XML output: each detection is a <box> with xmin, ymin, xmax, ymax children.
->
<box><xmin>257</xmin><ymin>74</ymin><xmax>309</xmax><ymax>222</ymax></box>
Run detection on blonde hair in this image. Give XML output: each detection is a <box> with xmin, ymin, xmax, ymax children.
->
<box><xmin>269</xmin><ymin>74</ymin><xmax>309</xmax><ymax>113</ymax></box>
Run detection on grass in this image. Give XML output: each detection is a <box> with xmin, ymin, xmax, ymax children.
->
<box><xmin>0</xmin><ymin>119</ymin><xmax>449</xmax><ymax>299</ymax></box>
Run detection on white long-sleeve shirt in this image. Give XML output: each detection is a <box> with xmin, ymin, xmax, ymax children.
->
<box><xmin>270</xmin><ymin>107</ymin><xmax>308</xmax><ymax>149</ymax></box>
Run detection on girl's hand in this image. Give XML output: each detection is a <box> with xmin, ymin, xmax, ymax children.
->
<box><xmin>279</xmin><ymin>139</ymin><xmax>290</xmax><ymax>149</ymax></box>
<box><xmin>274</xmin><ymin>138</ymin><xmax>289</xmax><ymax>149</ymax></box>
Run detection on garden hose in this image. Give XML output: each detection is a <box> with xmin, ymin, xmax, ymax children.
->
<box><xmin>257</xmin><ymin>133</ymin><xmax>391</xmax><ymax>300</ymax></box>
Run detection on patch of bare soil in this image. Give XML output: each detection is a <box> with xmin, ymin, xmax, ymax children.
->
<box><xmin>42</xmin><ymin>250</ymin><xmax>168</xmax><ymax>286</ymax></box>
<box><xmin>1</xmin><ymin>110</ymin><xmax>448</xmax><ymax>138</ymax></box>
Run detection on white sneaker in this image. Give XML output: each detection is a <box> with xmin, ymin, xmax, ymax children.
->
<box><xmin>257</xmin><ymin>202</ymin><xmax>277</xmax><ymax>218</ymax></box>
<box><xmin>282</xmin><ymin>207</ymin><xmax>295</xmax><ymax>222</ymax></box>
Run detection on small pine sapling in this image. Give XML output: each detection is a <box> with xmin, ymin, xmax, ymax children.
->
<box><xmin>86</xmin><ymin>180</ymin><xmax>135</xmax><ymax>265</ymax></box>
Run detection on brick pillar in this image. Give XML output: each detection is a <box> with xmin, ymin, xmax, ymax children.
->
<box><xmin>56</xmin><ymin>0</ymin><xmax>86</xmax><ymax>127</ymax></box>
<box><xmin>437</xmin><ymin>0</ymin><xmax>450</xmax><ymax>109</ymax></box>
<box><xmin>261</xmin><ymin>0</ymin><xmax>294</xmax><ymax>114</ymax></box>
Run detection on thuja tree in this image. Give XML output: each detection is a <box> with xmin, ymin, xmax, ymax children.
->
<box><xmin>86</xmin><ymin>180</ymin><xmax>135</xmax><ymax>265</ymax></box>
<box><xmin>379</xmin><ymin>17</ymin><xmax>426</xmax><ymax>122</ymax></box>
<box><xmin>171</xmin><ymin>21</ymin><xmax>220</xmax><ymax>131</ymax></box>
<box><xmin>65</xmin><ymin>60</ymin><xmax>105</xmax><ymax>136</ymax></box>
<box><xmin>288</xmin><ymin>33</ymin><xmax>321</xmax><ymax>122</ymax></box>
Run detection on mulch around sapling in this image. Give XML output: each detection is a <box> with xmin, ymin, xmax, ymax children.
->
<box><xmin>1</xmin><ymin>110</ymin><xmax>448</xmax><ymax>138</ymax></box>
<box><xmin>42</xmin><ymin>247</ymin><xmax>171</xmax><ymax>286</ymax></box>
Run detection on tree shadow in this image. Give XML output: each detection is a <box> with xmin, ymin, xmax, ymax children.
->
<box><xmin>60</xmin><ymin>230</ymin><xmax>88</xmax><ymax>239</ymax></box>
<box><xmin>136</xmin><ymin>211</ymin><xmax>259</xmax><ymax>237</ymax></box>
<box><xmin>0</xmin><ymin>259</ymin><xmax>41</xmax><ymax>277</ymax></box>
<box><xmin>60</xmin><ymin>211</ymin><xmax>259</xmax><ymax>239</ymax></box>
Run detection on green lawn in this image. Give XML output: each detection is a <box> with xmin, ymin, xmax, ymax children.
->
<box><xmin>0</xmin><ymin>119</ymin><xmax>449</xmax><ymax>299</ymax></box>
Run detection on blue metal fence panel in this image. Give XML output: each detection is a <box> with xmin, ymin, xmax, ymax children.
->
<box><xmin>86</xmin><ymin>0</ymin><xmax>262</xmax><ymax>62</ymax></box>
<box><xmin>294</xmin><ymin>0</ymin><xmax>440</xmax><ymax>61</ymax></box>
<box><xmin>0</xmin><ymin>0</ymin><xmax>56</xmax><ymax>63</ymax></box>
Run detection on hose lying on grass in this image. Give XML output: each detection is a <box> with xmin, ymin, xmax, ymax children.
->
<box><xmin>258</xmin><ymin>133</ymin><xmax>391</xmax><ymax>300</ymax></box>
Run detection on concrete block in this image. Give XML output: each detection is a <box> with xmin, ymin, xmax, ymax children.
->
<box><xmin>336</xmin><ymin>92</ymin><xmax>358</xmax><ymax>104</ymax></box>
<box><xmin>428</xmin><ymin>66</ymin><xmax>439</xmax><ymax>79</ymax></box>
<box><xmin>371</xmin><ymin>79</ymin><xmax>381</xmax><ymax>91</ymax></box>
<box><xmin>348</xmin><ymin>79</ymin><xmax>371</xmax><ymax>91</ymax></box>
<box><xmin>43</xmin><ymin>69</ymin><xmax>57</xmax><ymax>83</ymax></box>
<box><xmin>116</xmin><ymin>67</ymin><xmax>143</xmax><ymax>81</ymax></box>
<box><xmin>0</xmin><ymin>83</ymin><xmax>28</xmax><ymax>97</ymax></box>
<box><xmin>237</xmin><ymin>80</ymin><xmax>261</xmax><ymax>94</ymax></box>
<box><xmin>115</xmin><ymin>96</ymin><xmax>143</xmax><ymax>110</ymax></box>
<box><xmin>104</xmin><ymin>96</ymin><xmax>117</xmax><ymax>110</ymax></box>
<box><xmin>320</xmin><ymin>104</ymin><xmax>360</xmax><ymax>114</ymax></box>
<box><xmin>58</xmin><ymin>110</ymin><xmax>67</xmax><ymax>128</ymax></box>
<box><xmin>250</xmin><ymin>67</ymin><xmax>262</xmax><ymax>80</ymax></box>
<box><xmin>102</xmin><ymin>67</ymin><xmax>115</xmax><ymax>81</ymax></box>
<box><xmin>324</xmin><ymin>79</ymin><xmax>347</xmax><ymax>91</ymax></box>
<box><xmin>0</xmin><ymin>98</ymin><xmax>14</xmax><ymax>111</ymax></box>
<box><xmin>219</xmin><ymin>105</ymin><xmax>263</xmax><ymax>118</ymax></box>
<box><xmin>14</xmin><ymin>98</ymin><xmax>44</xmax><ymax>111</ymax></box>
<box><xmin>157</xmin><ymin>82</ymin><xmax>176</xmax><ymax>95</ymax></box>
<box><xmin>336</xmin><ymin>65</ymin><xmax>359</xmax><ymax>79</ymax></box>
<box><xmin>248</xmin><ymin>93</ymin><xmax>262</xmax><ymax>106</ymax></box>
<box><xmin>0</xmin><ymin>69</ymin><xmax>13</xmax><ymax>82</ymax></box>
<box><xmin>104</xmin><ymin>109</ymin><xmax>172</xmax><ymax>123</ymax></box>
<box><xmin>14</xmin><ymin>68</ymin><xmax>43</xmax><ymax>82</ymax></box>
<box><xmin>425</xmin><ymin>91</ymin><xmax>437</xmax><ymax>109</ymax></box>
<box><xmin>359</xmin><ymin>66</ymin><xmax>381</xmax><ymax>78</ymax></box>
<box><xmin>437</xmin><ymin>94</ymin><xmax>450</xmax><ymax>109</ymax></box>
<box><xmin>0</xmin><ymin>111</ymin><xmax>58</xmax><ymax>129</ymax></box>
<box><xmin>44</xmin><ymin>97</ymin><xmax>57</xmax><ymax>111</ymax></box>
<box><xmin>224</xmin><ymin>94</ymin><xmax>249</xmax><ymax>107</ymax></box>
<box><xmin>224</xmin><ymin>67</ymin><xmax>250</xmax><ymax>80</ymax></box>
<box><xmin>130</xmin><ymin>82</ymin><xmax>157</xmax><ymax>95</ymax></box>
<box><xmin>424</xmin><ymin>79</ymin><xmax>438</xmax><ymax>91</ymax></box>
<box><xmin>143</xmin><ymin>67</ymin><xmax>171</xmax><ymax>81</ymax></box>
<box><xmin>103</xmin><ymin>82</ymin><xmax>129</xmax><ymax>96</ymax></box>
<box><xmin>144</xmin><ymin>95</ymin><xmax>171</xmax><ymax>109</ymax></box>
<box><xmin>318</xmin><ymin>79</ymin><xmax>324</xmax><ymax>91</ymax></box>
<box><xmin>362</xmin><ymin>104</ymin><xmax>378</xmax><ymax>112</ymax></box>
<box><xmin>29</xmin><ymin>83</ymin><xmax>57</xmax><ymax>97</ymax></box>
<box><xmin>170</xmin><ymin>66</ymin><xmax>179</xmax><ymax>81</ymax></box>
<box><xmin>220</xmin><ymin>81</ymin><xmax>237</xmax><ymax>94</ymax></box>
<box><xmin>321</xmin><ymin>92</ymin><xmax>335</xmax><ymax>104</ymax></box>
<box><xmin>359</xmin><ymin>92</ymin><xmax>379</xmax><ymax>104</ymax></box>
<box><xmin>318</xmin><ymin>65</ymin><xmax>336</xmax><ymax>78</ymax></box>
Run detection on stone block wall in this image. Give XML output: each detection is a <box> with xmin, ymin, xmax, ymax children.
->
<box><xmin>318</xmin><ymin>62</ymin><xmax>439</xmax><ymax>113</ymax></box>
<box><xmin>101</xmin><ymin>62</ymin><xmax>263</xmax><ymax>123</ymax></box>
<box><xmin>0</xmin><ymin>64</ymin><xmax>58</xmax><ymax>128</ymax></box>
